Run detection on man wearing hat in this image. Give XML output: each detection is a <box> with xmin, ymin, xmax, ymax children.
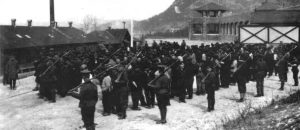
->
<box><xmin>5</xmin><ymin>56</ymin><xmax>19</xmax><ymax>90</ymax></box>
<box><xmin>68</xmin><ymin>68</ymin><xmax>98</xmax><ymax>130</ymax></box>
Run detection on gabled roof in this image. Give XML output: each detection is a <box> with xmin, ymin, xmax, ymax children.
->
<box><xmin>86</xmin><ymin>30</ymin><xmax>119</xmax><ymax>44</ymax></box>
<box><xmin>0</xmin><ymin>25</ymin><xmax>87</xmax><ymax>49</ymax></box>
<box><xmin>255</xmin><ymin>1</ymin><xmax>281</xmax><ymax>11</ymax></box>
<box><xmin>106</xmin><ymin>29</ymin><xmax>130</xmax><ymax>42</ymax></box>
<box><xmin>194</xmin><ymin>2</ymin><xmax>227</xmax><ymax>11</ymax></box>
<box><xmin>251</xmin><ymin>10</ymin><xmax>300</xmax><ymax>24</ymax></box>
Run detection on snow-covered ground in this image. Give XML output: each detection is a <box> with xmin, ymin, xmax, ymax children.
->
<box><xmin>0</xmin><ymin>70</ymin><xmax>298</xmax><ymax>130</ymax></box>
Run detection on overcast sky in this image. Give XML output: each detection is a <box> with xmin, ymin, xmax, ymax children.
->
<box><xmin>0</xmin><ymin>0</ymin><xmax>174</xmax><ymax>26</ymax></box>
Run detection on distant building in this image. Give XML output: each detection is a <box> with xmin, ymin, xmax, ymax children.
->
<box><xmin>188</xmin><ymin>1</ymin><xmax>300</xmax><ymax>42</ymax></box>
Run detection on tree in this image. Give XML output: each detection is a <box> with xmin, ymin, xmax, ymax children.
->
<box><xmin>82</xmin><ymin>15</ymin><xmax>99</xmax><ymax>33</ymax></box>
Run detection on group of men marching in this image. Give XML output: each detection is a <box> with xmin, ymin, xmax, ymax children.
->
<box><xmin>26</xmin><ymin>40</ymin><xmax>299</xmax><ymax>129</ymax></box>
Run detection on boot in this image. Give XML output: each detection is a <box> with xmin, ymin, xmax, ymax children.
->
<box><xmin>156</xmin><ymin>108</ymin><xmax>167</xmax><ymax>124</ymax></box>
<box><xmin>279</xmin><ymin>82</ymin><xmax>284</xmax><ymax>90</ymax></box>
<box><xmin>237</xmin><ymin>93</ymin><xmax>244</xmax><ymax>102</ymax></box>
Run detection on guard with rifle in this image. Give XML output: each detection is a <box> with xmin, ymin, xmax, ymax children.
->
<box><xmin>148</xmin><ymin>67</ymin><xmax>170</xmax><ymax>124</ymax></box>
<box><xmin>39</xmin><ymin>57</ymin><xmax>57</xmax><ymax>103</ymax></box>
<box><xmin>202</xmin><ymin>61</ymin><xmax>217</xmax><ymax>112</ymax></box>
<box><xmin>234</xmin><ymin>53</ymin><xmax>250</xmax><ymax>102</ymax></box>
<box><xmin>114</xmin><ymin>60</ymin><xmax>129</xmax><ymax>120</ymax></box>
<box><xmin>113</xmin><ymin>52</ymin><xmax>141</xmax><ymax>120</ymax></box>
<box><xmin>67</xmin><ymin>68</ymin><xmax>98</xmax><ymax>130</ymax></box>
<box><xmin>277</xmin><ymin>53</ymin><xmax>290</xmax><ymax>90</ymax></box>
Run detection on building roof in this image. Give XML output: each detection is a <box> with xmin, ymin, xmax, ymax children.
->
<box><xmin>255</xmin><ymin>1</ymin><xmax>281</xmax><ymax>11</ymax></box>
<box><xmin>0</xmin><ymin>25</ymin><xmax>87</xmax><ymax>49</ymax></box>
<box><xmin>106</xmin><ymin>29</ymin><xmax>130</xmax><ymax>43</ymax></box>
<box><xmin>87</xmin><ymin>29</ymin><xmax>131</xmax><ymax>45</ymax></box>
<box><xmin>278</xmin><ymin>5</ymin><xmax>300</xmax><ymax>11</ymax></box>
<box><xmin>251</xmin><ymin>10</ymin><xmax>300</xmax><ymax>24</ymax></box>
<box><xmin>86</xmin><ymin>30</ymin><xmax>119</xmax><ymax>44</ymax></box>
<box><xmin>194</xmin><ymin>2</ymin><xmax>227</xmax><ymax>11</ymax></box>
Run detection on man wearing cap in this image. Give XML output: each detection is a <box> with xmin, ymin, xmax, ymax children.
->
<box><xmin>203</xmin><ymin>62</ymin><xmax>217</xmax><ymax>112</ymax></box>
<box><xmin>68</xmin><ymin>68</ymin><xmax>98</xmax><ymax>130</ymax></box>
<box><xmin>148</xmin><ymin>67</ymin><xmax>170</xmax><ymax>124</ymax></box>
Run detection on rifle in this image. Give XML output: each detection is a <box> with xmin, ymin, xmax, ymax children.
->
<box><xmin>115</xmin><ymin>51</ymin><xmax>142</xmax><ymax>83</ymax></box>
<box><xmin>275</xmin><ymin>45</ymin><xmax>298</xmax><ymax>67</ymax></box>
<box><xmin>93</xmin><ymin>48</ymin><xmax>122</xmax><ymax>72</ymax></box>
<box><xmin>147</xmin><ymin>54</ymin><xmax>187</xmax><ymax>87</ymax></box>
<box><xmin>67</xmin><ymin>63</ymin><xmax>122</xmax><ymax>93</ymax></box>
<box><xmin>39</xmin><ymin>50</ymin><xmax>71</xmax><ymax>77</ymax></box>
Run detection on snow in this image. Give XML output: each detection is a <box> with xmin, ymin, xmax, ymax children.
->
<box><xmin>0</xmin><ymin>70</ymin><xmax>298</xmax><ymax>130</ymax></box>
<box><xmin>145</xmin><ymin>38</ymin><xmax>232</xmax><ymax>46</ymax></box>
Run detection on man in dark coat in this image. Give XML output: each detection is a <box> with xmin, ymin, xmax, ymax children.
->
<box><xmin>149</xmin><ymin>67</ymin><xmax>170</xmax><ymax>124</ymax></box>
<box><xmin>144</xmin><ymin>68</ymin><xmax>156</xmax><ymax>108</ymax></box>
<box><xmin>5</xmin><ymin>57</ymin><xmax>19</xmax><ymax>90</ymax></box>
<box><xmin>114</xmin><ymin>64</ymin><xmax>129</xmax><ymax>119</ymax></box>
<box><xmin>234</xmin><ymin>54</ymin><xmax>250</xmax><ymax>102</ymax></box>
<box><xmin>203</xmin><ymin>63</ymin><xmax>217</xmax><ymax>112</ymax></box>
<box><xmin>290</xmin><ymin>57</ymin><xmax>299</xmax><ymax>86</ymax></box>
<box><xmin>265</xmin><ymin>50</ymin><xmax>275</xmax><ymax>77</ymax></box>
<box><xmin>255</xmin><ymin>55</ymin><xmax>268</xmax><ymax>97</ymax></box>
<box><xmin>177</xmin><ymin>62</ymin><xmax>186</xmax><ymax>103</ymax></box>
<box><xmin>184</xmin><ymin>60</ymin><xmax>197</xmax><ymax>99</ymax></box>
<box><xmin>276</xmin><ymin>54</ymin><xmax>289</xmax><ymax>90</ymax></box>
<box><xmin>39</xmin><ymin>58</ymin><xmax>57</xmax><ymax>103</ymax></box>
<box><xmin>128</xmin><ymin>67</ymin><xmax>143</xmax><ymax>110</ymax></box>
<box><xmin>68</xmin><ymin>69</ymin><xmax>98</xmax><ymax>130</ymax></box>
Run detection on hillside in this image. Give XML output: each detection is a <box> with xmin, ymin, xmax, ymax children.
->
<box><xmin>133</xmin><ymin>0</ymin><xmax>300</xmax><ymax>34</ymax></box>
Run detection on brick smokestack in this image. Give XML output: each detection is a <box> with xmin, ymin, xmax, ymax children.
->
<box><xmin>50</xmin><ymin>0</ymin><xmax>55</xmax><ymax>25</ymax></box>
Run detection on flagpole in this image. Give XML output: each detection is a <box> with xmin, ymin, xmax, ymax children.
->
<box><xmin>131</xmin><ymin>18</ymin><xmax>134</xmax><ymax>47</ymax></box>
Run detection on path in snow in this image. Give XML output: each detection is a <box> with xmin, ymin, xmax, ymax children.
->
<box><xmin>0</xmin><ymin>70</ymin><xmax>298</xmax><ymax>130</ymax></box>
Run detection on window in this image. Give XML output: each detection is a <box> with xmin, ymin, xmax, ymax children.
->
<box><xmin>16</xmin><ymin>34</ymin><xmax>23</xmax><ymax>38</ymax></box>
<box><xmin>193</xmin><ymin>24</ymin><xmax>203</xmax><ymax>34</ymax></box>
<box><xmin>207</xmin><ymin>24</ymin><xmax>219</xmax><ymax>34</ymax></box>
<box><xmin>48</xmin><ymin>34</ymin><xmax>54</xmax><ymax>38</ymax></box>
<box><xmin>25</xmin><ymin>35</ymin><xmax>31</xmax><ymax>38</ymax></box>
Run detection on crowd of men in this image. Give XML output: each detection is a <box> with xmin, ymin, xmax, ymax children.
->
<box><xmin>4</xmin><ymin>40</ymin><xmax>298</xmax><ymax>129</ymax></box>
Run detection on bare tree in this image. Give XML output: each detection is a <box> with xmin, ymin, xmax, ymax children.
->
<box><xmin>82</xmin><ymin>15</ymin><xmax>99</xmax><ymax>33</ymax></box>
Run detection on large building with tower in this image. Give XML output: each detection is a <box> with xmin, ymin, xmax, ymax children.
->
<box><xmin>188</xmin><ymin>1</ymin><xmax>300</xmax><ymax>43</ymax></box>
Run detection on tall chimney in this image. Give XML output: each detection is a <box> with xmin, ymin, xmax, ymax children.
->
<box><xmin>11</xmin><ymin>19</ymin><xmax>16</xmax><ymax>27</ymax></box>
<box><xmin>27</xmin><ymin>20</ymin><xmax>32</xmax><ymax>27</ymax></box>
<box><xmin>122</xmin><ymin>21</ymin><xmax>126</xmax><ymax>29</ymax></box>
<box><xmin>50</xmin><ymin>0</ymin><xmax>55</xmax><ymax>25</ymax></box>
